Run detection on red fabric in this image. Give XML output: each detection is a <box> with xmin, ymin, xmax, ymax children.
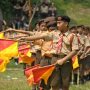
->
<box><xmin>56</xmin><ymin>35</ymin><xmax>63</xmax><ymax>53</ymax></box>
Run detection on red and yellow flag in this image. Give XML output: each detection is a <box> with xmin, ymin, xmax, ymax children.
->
<box><xmin>0</xmin><ymin>32</ymin><xmax>4</xmax><ymax>39</ymax></box>
<box><xmin>0</xmin><ymin>59</ymin><xmax>8</xmax><ymax>72</ymax></box>
<box><xmin>19</xmin><ymin>44</ymin><xmax>31</xmax><ymax>56</ymax></box>
<box><xmin>0</xmin><ymin>39</ymin><xmax>18</xmax><ymax>60</ymax></box>
<box><xmin>27</xmin><ymin>65</ymin><xmax>55</xmax><ymax>85</ymax></box>
<box><xmin>25</xmin><ymin>65</ymin><xmax>40</xmax><ymax>78</ymax></box>
<box><xmin>72</xmin><ymin>55</ymin><xmax>79</xmax><ymax>69</ymax></box>
<box><xmin>25</xmin><ymin>65</ymin><xmax>40</xmax><ymax>85</ymax></box>
<box><xmin>19</xmin><ymin>44</ymin><xmax>32</xmax><ymax>63</ymax></box>
<box><xmin>19</xmin><ymin>55</ymin><xmax>35</xmax><ymax>64</ymax></box>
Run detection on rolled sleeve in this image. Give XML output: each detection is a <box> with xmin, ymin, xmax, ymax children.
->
<box><xmin>85</xmin><ymin>38</ymin><xmax>90</xmax><ymax>47</ymax></box>
<box><xmin>72</xmin><ymin>35</ymin><xmax>79</xmax><ymax>51</ymax></box>
<box><xmin>42</xmin><ymin>32</ymin><xmax>53</xmax><ymax>41</ymax></box>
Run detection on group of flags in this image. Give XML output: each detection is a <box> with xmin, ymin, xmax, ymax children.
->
<box><xmin>24</xmin><ymin>56</ymin><xmax>79</xmax><ymax>86</ymax></box>
<box><xmin>0</xmin><ymin>32</ymin><xmax>79</xmax><ymax>85</ymax></box>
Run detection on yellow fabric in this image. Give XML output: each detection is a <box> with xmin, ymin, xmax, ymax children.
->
<box><xmin>0</xmin><ymin>59</ymin><xmax>9</xmax><ymax>72</ymax></box>
<box><xmin>20</xmin><ymin>55</ymin><xmax>35</xmax><ymax>64</ymax></box>
<box><xmin>0</xmin><ymin>32</ymin><xmax>4</xmax><ymax>39</ymax></box>
<box><xmin>72</xmin><ymin>55</ymin><xmax>79</xmax><ymax>69</ymax></box>
<box><xmin>0</xmin><ymin>42</ymin><xmax>18</xmax><ymax>59</ymax></box>
<box><xmin>26</xmin><ymin>50</ymin><xmax>32</xmax><ymax>57</ymax></box>
<box><xmin>27</xmin><ymin>72</ymin><xmax>34</xmax><ymax>86</ymax></box>
<box><xmin>41</xmin><ymin>66</ymin><xmax>55</xmax><ymax>85</ymax></box>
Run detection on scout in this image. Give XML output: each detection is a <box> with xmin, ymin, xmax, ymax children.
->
<box><xmin>54</xmin><ymin>16</ymin><xmax>79</xmax><ymax>90</ymax></box>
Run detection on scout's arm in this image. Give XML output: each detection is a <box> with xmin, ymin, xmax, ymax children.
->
<box><xmin>80</xmin><ymin>47</ymin><xmax>90</xmax><ymax>59</ymax></box>
<box><xmin>9</xmin><ymin>35</ymin><xmax>27</xmax><ymax>39</ymax></box>
<box><xmin>56</xmin><ymin>35</ymin><xmax>79</xmax><ymax>65</ymax></box>
<box><xmin>85</xmin><ymin>47</ymin><xmax>90</xmax><ymax>56</ymax></box>
<box><xmin>11</xmin><ymin>29</ymin><xmax>34</xmax><ymax>35</ymax></box>
<box><xmin>21</xmin><ymin>35</ymin><xmax>45</xmax><ymax>41</ymax></box>
<box><xmin>20</xmin><ymin>34</ymin><xmax>47</xmax><ymax>41</ymax></box>
<box><xmin>2</xmin><ymin>28</ymin><xmax>33</xmax><ymax>35</ymax></box>
<box><xmin>77</xmin><ymin>46</ymin><xmax>84</xmax><ymax>55</ymax></box>
<box><xmin>56</xmin><ymin>50</ymin><xmax>78</xmax><ymax>65</ymax></box>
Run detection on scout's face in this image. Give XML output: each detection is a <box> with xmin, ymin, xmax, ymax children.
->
<box><xmin>57</xmin><ymin>20</ymin><xmax>68</xmax><ymax>32</ymax></box>
<box><xmin>83</xmin><ymin>30</ymin><xmax>88</xmax><ymax>36</ymax></box>
<box><xmin>77</xmin><ymin>28</ymin><xmax>83</xmax><ymax>35</ymax></box>
<box><xmin>71</xmin><ymin>29</ymin><xmax>77</xmax><ymax>34</ymax></box>
<box><xmin>40</xmin><ymin>23</ymin><xmax>47</xmax><ymax>31</ymax></box>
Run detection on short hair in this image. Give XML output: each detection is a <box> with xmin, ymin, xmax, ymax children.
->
<box><xmin>77</xmin><ymin>25</ymin><xmax>84</xmax><ymax>29</ymax></box>
<box><xmin>57</xmin><ymin>16</ymin><xmax>70</xmax><ymax>25</ymax></box>
<box><xmin>56</xmin><ymin>16</ymin><xmax>62</xmax><ymax>21</ymax></box>
<box><xmin>70</xmin><ymin>26</ymin><xmax>77</xmax><ymax>31</ymax></box>
<box><xmin>38</xmin><ymin>20</ymin><xmax>45</xmax><ymax>26</ymax></box>
<box><xmin>84</xmin><ymin>26</ymin><xmax>90</xmax><ymax>32</ymax></box>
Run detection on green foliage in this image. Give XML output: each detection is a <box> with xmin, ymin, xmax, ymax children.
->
<box><xmin>0</xmin><ymin>0</ymin><xmax>14</xmax><ymax>20</ymax></box>
<box><xmin>0</xmin><ymin>0</ymin><xmax>90</xmax><ymax>26</ymax></box>
<box><xmin>52</xmin><ymin>0</ymin><xmax>90</xmax><ymax>26</ymax></box>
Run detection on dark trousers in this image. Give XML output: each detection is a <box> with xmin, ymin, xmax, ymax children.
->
<box><xmin>40</xmin><ymin>56</ymin><xmax>52</xmax><ymax>90</ymax></box>
<box><xmin>50</xmin><ymin>55</ymin><xmax>72</xmax><ymax>90</ymax></box>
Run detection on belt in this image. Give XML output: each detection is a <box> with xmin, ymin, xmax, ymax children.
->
<box><xmin>58</xmin><ymin>54</ymin><xmax>66</xmax><ymax>58</ymax></box>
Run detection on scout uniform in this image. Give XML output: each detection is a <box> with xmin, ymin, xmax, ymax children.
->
<box><xmin>38</xmin><ymin>30</ymin><xmax>59</xmax><ymax>90</ymax></box>
<box><xmin>31</xmin><ymin>31</ymin><xmax>44</xmax><ymax>90</ymax></box>
<box><xmin>73</xmin><ymin>33</ymin><xmax>85</xmax><ymax>84</ymax></box>
<box><xmin>83</xmin><ymin>35</ymin><xmax>90</xmax><ymax>76</ymax></box>
<box><xmin>33</xmin><ymin>30</ymin><xmax>43</xmax><ymax>65</ymax></box>
<box><xmin>50</xmin><ymin>31</ymin><xmax>79</xmax><ymax>90</ymax></box>
<box><xmin>30</xmin><ymin>43</ymin><xmax>39</xmax><ymax>90</ymax></box>
<box><xmin>79</xmin><ymin>34</ymin><xmax>90</xmax><ymax>84</ymax></box>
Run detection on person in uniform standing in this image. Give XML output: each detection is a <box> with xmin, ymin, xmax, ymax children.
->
<box><xmin>53</xmin><ymin>16</ymin><xmax>79</xmax><ymax>90</ymax></box>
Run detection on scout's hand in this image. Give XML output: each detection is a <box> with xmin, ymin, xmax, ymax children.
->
<box><xmin>56</xmin><ymin>59</ymin><xmax>64</xmax><ymax>65</ymax></box>
<box><xmin>20</xmin><ymin>37</ymin><xmax>27</xmax><ymax>40</ymax></box>
<box><xmin>5</xmin><ymin>28</ymin><xmax>15</xmax><ymax>32</ymax></box>
<box><xmin>80</xmin><ymin>54</ymin><xmax>85</xmax><ymax>59</ymax></box>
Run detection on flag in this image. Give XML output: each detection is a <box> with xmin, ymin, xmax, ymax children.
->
<box><xmin>0</xmin><ymin>32</ymin><xmax>4</xmax><ymax>39</ymax></box>
<box><xmin>19</xmin><ymin>54</ymin><xmax>35</xmax><ymax>64</ymax></box>
<box><xmin>25</xmin><ymin>65</ymin><xmax>40</xmax><ymax>78</ymax></box>
<box><xmin>0</xmin><ymin>59</ymin><xmax>8</xmax><ymax>72</ymax></box>
<box><xmin>0</xmin><ymin>39</ymin><xmax>18</xmax><ymax>60</ymax></box>
<box><xmin>19</xmin><ymin>44</ymin><xmax>32</xmax><ymax>63</ymax></box>
<box><xmin>19</xmin><ymin>45</ymin><xmax>31</xmax><ymax>57</ymax></box>
<box><xmin>25</xmin><ymin>65</ymin><xmax>40</xmax><ymax>85</ymax></box>
<box><xmin>72</xmin><ymin>55</ymin><xmax>79</xmax><ymax>69</ymax></box>
<box><xmin>28</xmin><ymin>65</ymin><xmax>55</xmax><ymax>85</ymax></box>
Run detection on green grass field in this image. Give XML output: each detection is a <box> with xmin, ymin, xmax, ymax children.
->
<box><xmin>0</xmin><ymin>62</ymin><xmax>90</xmax><ymax>90</ymax></box>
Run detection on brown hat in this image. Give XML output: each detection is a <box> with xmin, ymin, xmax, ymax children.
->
<box><xmin>57</xmin><ymin>16</ymin><xmax>70</xmax><ymax>23</ymax></box>
<box><xmin>47</xmin><ymin>21</ymin><xmax>56</xmax><ymax>27</ymax></box>
<box><xmin>44</xmin><ymin>16</ymin><xmax>56</xmax><ymax>23</ymax></box>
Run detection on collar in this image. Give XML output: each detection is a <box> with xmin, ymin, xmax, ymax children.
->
<box><xmin>63</xmin><ymin>30</ymin><xmax>70</xmax><ymax>36</ymax></box>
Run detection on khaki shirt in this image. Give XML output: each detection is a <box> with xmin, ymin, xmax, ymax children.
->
<box><xmin>32</xmin><ymin>31</ymin><xmax>43</xmax><ymax>51</ymax></box>
<box><xmin>84</xmin><ymin>36</ymin><xmax>90</xmax><ymax>48</ymax></box>
<box><xmin>57</xmin><ymin>31</ymin><xmax>79</xmax><ymax>55</ymax></box>
<box><xmin>40</xmin><ymin>30</ymin><xmax>61</xmax><ymax>56</ymax></box>
<box><xmin>77</xmin><ymin>34</ymin><xmax>84</xmax><ymax>46</ymax></box>
<box><xmin>40</xmin><ymin>31</ymin><xmax>53</xmax><ymax>56</ymax></box>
